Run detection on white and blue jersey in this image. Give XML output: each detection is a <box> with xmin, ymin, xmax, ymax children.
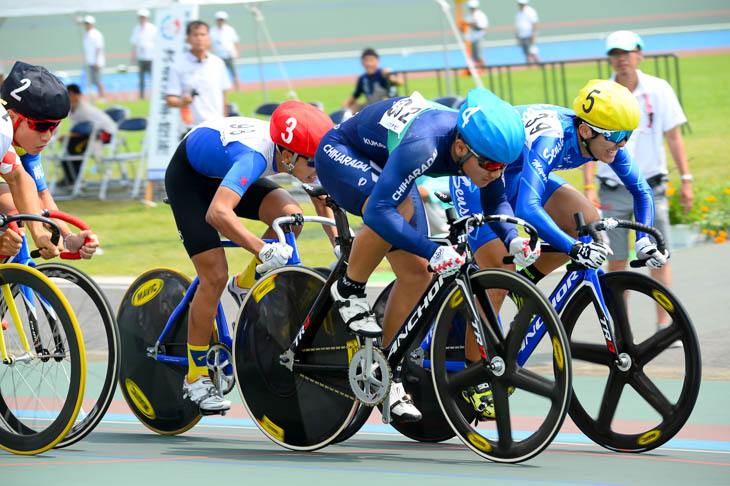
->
<box><xmin>184</xmin><ymin>117</ymin><xmax>276</xmax><ymax>197</ymax></box>
<box><xmin>315</xmin><ymin>93</ymin><xmax>516</xmax><ymax>260</ymax></box>
<box><xmin>19</xmin><ymin>151</ymin><xmax>48</xmax><ymax>192</ymax></box>
<box><xmin>451</xmin><ymin>104</ymin><xmax>654</xmax><ymax>254</ymax></box>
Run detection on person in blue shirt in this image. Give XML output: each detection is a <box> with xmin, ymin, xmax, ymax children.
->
<box><xmin>342</xmin><ymin>48</ymin><xmax>396</xmax><ymax>113</ymax></box>
<box><xmin>315</xmin><ymin>87</ymin><xmax>533</xmax><ymax>422</ymax></box>
<box><xmin>451</xmin><ymin>79</ymin><xmax>668</xmax><ymax>289</ymax></box>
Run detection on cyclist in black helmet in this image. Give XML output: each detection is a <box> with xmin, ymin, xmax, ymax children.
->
<box><xmin>0</xmin><ymin>61</ymin><xmax>98</xmax><ymax>258</ymax></box>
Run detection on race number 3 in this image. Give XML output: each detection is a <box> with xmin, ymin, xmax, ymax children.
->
<box><xmin>281</xmin><ymin>117</ymin><xmax>297</xmax><ymax>144</ymax></box>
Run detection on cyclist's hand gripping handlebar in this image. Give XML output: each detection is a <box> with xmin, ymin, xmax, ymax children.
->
<box><xmin>40</xmin><ymin>209</ymin><xmax>96</xmax><ymax>260</ymax></box>
<box><xmin>584</xmin><ymin>218</ymin><xmax>668</xmax><ymax>268</ymax></box>
<box><xmin>0</xmin><ymin>212</ymin><xmax>61</xmax><ymax>259</ymax></box>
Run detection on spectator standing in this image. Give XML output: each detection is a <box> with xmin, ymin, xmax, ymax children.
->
<box><xmin>465</xmin><ymin>0</ymin><xmax>488</xmax><ymax>68</ymax></box>
<box><xmin>583</xmin><ymin>30</ymin><xmax>693</xmax><ymax>338</ymax></box>
<box><xmin>130</xmin><ymin>9</ymin><xmax>157</xmax><ymax>100</ymax></box>
<box><xmin>59</xmin><ymin>84</ymin><xmax>117</xmax><ymax>186</ymax></box>
<box><xmin>166</xmin><ymin>21</ymin><xmax>232</xmax><ymax>128</ymax></box>
<box><xmin>342</xmin><ymin>48</ymin><xmax>395</xmax><ymax>113</ymax></box>
<box><xmin>515</xmin><ymin>0</ymin><xmax>540</xmax><ymax>64</ymax></box>
<box><xmin>82</xmin><ymin>15</ymin><xmax>106</xmax><ymax>102</ymax></box>
<box><xmin>210</xmin><ymin>11</ymin><xmax>240</xmax><ymax>91</ymax></box>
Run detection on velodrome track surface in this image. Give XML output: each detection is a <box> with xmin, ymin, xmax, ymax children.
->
<box><xmin>1</xmin><ymin>242</ymin><xmax>728</xmax><ymax>485</ymax></box>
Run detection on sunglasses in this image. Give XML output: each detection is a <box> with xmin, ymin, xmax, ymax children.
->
<box><xmin>15</xmin><ymin>112</ymin><xmax>62</xmax><ymax>133</ymax></box>
<box><xmin>583</xmin><ymin>121</ymin><xmax>632</xmax><ymax>143</ymax></box>
<box><xmin>464</xmin><ymin>142</ymin><xmax>506</xmax><ymax>171</ymax></box>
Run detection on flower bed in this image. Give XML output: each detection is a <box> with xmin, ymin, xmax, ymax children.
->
<box><xmin>668</xmin><ymin>180</ymin><xmax>729</xmax><ymax>244</ymax></box>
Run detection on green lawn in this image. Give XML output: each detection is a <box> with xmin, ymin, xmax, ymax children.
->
<box><xmin>54</xmin><ymin>52</ymin><xmax>730</xmax><ymax>277</ymax></box>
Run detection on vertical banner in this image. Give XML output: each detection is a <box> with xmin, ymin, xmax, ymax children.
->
<box><xmin>146</xmin><ymin>4</ymin><xmax>198</xmax><ymax>181</ymax></box>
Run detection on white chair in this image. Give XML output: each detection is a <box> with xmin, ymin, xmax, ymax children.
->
<box><xmin>95</xmin><ymin>117</ymin><xmax>148</xmax><ymax>200</ymax></box>
<box><xmin>45</xmin><ymin>121</ymin><xmax>100</xmax><ymax>199</ymax></box>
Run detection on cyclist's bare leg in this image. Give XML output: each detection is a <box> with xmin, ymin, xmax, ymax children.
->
<box><xmin>381</xmin><ymin>250</ymin><xmax>430</xmax><ymax>347</ymax></box>
<box><xmin>608</xmin><ymin>258</ymin><xmax>672</xmax><ymax>325</ymax></box>
<box><xmin>189</xmin><ymin>247</ymin><xmax>229</xmax><ymax>346</ymax></box>
<box><xmin>465</xmin><ymin>239</ymin><xmax>512</xmax><ymax>362</ymax></box>
<box><xmin>532</xmin><ymin>184</ymin><xmax>599</xmax><ymax>275</ymax></box>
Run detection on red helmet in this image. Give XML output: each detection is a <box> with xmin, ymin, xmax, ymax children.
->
<box><xmin>270</xmin><ymin>101</ymin><xmax>333</xmax><ymax>158</ymax></box>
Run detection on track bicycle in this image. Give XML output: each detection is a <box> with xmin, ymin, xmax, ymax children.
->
<box><xmin>116</xmin><ymin>203</ymin><xmax>339</xmax><ymax>435</ymax></box>
<box><xmin>1</xmin><ymin>209</ymin><xmax>119</xmax><ymax>448</ymax></box>
<box><xmin>0</xmin><ymin>212</ymin><xmax>86</xmax><ymax>455</ymax></box>
<box><xmin>528</xmin><ymin>214</ymin><xmax>701</xmax><ymax>452</ymax></box>
<box><xmin>234</xmin><ymin>185</ymin><xmax>572</xmax><ymax>463</ymax></box>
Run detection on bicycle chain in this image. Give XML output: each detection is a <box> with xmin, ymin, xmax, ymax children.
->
<box><xmin>297</xmin><ymin>343</ymin><xmax>392</xmax><ymax>406</ymax></box>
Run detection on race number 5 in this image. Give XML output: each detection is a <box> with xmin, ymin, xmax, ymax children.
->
<box><xmin>582</xmin><ymin>89</ymin><xmax>600</xmax><ymax>113</ymax></box>
<box><xmin>281</xmin><ymin>117</ymin><xmax>297</xmax><ymax>144</ymax></box>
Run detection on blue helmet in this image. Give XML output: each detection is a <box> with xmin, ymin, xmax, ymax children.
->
<box><xmin>456</xmin><ymin>88</ymin><xmax>525</xmax><ymax>165</ymax></box>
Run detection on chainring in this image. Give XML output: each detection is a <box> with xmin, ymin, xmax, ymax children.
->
<box><xmin>348</xmin><ymin>346</ymin><xmax>391</xmax><ymax>406</ymax></box>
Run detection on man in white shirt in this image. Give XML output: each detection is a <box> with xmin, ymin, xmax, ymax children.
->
<box><xmin>130</xmin><ymin>9</ymin><xmax>157</xmax><ymax>100</ymax></box>
<box><xmin>515</xmin><ymin>0</ymin><xmax>539</xmax><ymax>64</ymax></box>
<box><xmin>583</xmin><ymin>30</ymin><xmax>694</xmax><ymax>336</ymax></box>
<box><xmin>82</xmin><ymin>15</ymin><xmax>105</xmax><ymax>102</ymax></box>
<box><xmin>464</xmin><ymin>0</ymin><xmax>488</xmax><ymax>68</ymax></box>
<box><xmin>166</xmin><ymin>21</ymin><xmax>232</xmax><ymax>128</ymax></box>
<box><xmin>210</xmin><ymin>11</ymin><xmax>240</xmax><ymax>91</ymax></box>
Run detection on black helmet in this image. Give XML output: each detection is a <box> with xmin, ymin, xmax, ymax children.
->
<box><xmin>0</xmin><ymin>61</ymin><xmax>70</xmax><ymax>120</ymax></box>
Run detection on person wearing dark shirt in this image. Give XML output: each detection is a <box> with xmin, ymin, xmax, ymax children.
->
<box><xmin>342</xmin><ymin>48</ymin><xmax>395</xmax><ymax>113</ymax></box>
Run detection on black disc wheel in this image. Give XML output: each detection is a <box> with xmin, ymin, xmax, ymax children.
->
<box><xmin>117</xmin><ymin>268</ymin><xmax>202</xmax><ymax>435</ymax></box>
<box><xmin>431</xmin><ymin>269</ymin><xmax>572</xmax><ymax>463</ymax></box>
<box><xmin>561</xmin><ymin>271</ymin><xmax>701</xmax><ymax>452</ymax></box>
<box><xmin>234</xmin><ymin>266</ymin><xmax>359</xmax><ymax>450</ymax></box>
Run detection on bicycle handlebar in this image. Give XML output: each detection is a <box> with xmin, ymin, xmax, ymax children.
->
<box><xmin>0</xmin><ymin>212</ymin><xmax>61</xmax><ymax>259</ymax></box>
<box><xmin>41</xmin><ymin>209</ymin><xmax>93</xmax><ymax>260</ymax></box>
<box><xmin>583</xmin><ymin>217</ymin><xmax>667</xmax><ymax>268</ymax></box>
<box><xmin>270</xmin><ymin>214</ymin><xmax>355</xmax><ymax>244</ymax></box>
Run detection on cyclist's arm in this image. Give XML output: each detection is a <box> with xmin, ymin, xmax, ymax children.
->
<box><xmin>1</xmin><ymin>165</ymin><xmax>57</xmax><ymax>258</ymax></box>
<box><xmin>206</xmin><ymin>151</ymin><xmax>267</xmax><ymax>255</ymax></box>
<box><xmin>364</xmin><ymin>143</ymin><xmax>440</xmax><ymax>260</ymax></box>
<box><xmin>478</xmin><ymin>175</ymin><xmax>519</xmax><ymax>248</ymax></box>
<box><xmin>309</xmin><ymin>195</ymin><xmax>337</xmax><ymax>246</ymax></box>
<box><xmin>610</xmin><ymin>149</ymin><xmax>655</xmax><ymax>242</ymax></box>
<box><xmin>513</xmin><ymin>141</ymin><xmax>576</xmax><ymax>254</ymax></box>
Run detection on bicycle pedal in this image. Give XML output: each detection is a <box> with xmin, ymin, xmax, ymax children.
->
<box><xmin>199</xmin><ymin>408</ymin><xmax>226</xmax><ymax>417</ymax></box>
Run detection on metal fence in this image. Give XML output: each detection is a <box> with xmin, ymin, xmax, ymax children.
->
<box><xmin>391</xmin><ymin>53</ymin><xmax>690</xmax><ymax>134</ymax></box>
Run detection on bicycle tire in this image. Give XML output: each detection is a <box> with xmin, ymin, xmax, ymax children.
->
<box><xmin>32</xmin><ymin>263</ymin><xmax>120</xmax><ymax>448</ymax></box>
<box><xmin>431</xmin><ymin>269</ymin><xmax>571</xmax><ymax>463</ymax></box>
<box><xmin>117</xmin><ymin>268</ymin><xmax>202</xmax><ymax>435</ymax></box>
<box><xmin>234</xmin><ymin>266</ymin><xmax>360</xmax><ymax>451</ymax></box>
<box><xmin>561</xmin><ymin>271</ymin><xmax>701</xmax><ymax>452</ymax></box>
<box><xmin>0</xmin><ymin>264</ymin><xmax>86</xmax><ymax>455</ymax></box>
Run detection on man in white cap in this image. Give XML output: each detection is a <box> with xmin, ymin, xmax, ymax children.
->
<box><xmin>82</xmin><ymin>15</ymin><xmax>105</xmax><ymax>102</ymax></box>
<box><xmin>583</xmin><ymin>30</ymin><xmax>693</xmax><ymax>341</ymax></box>
<box><xmin>515</xmin><ymin>0</ymin><xmax>539</xmax><ymax>64</ymax></box>
<box><xmin>464</xmin><ymin>0</ymin><xmax>488</xmax><ymax>68</ymax></box>
<box><xmin>130</xmin><ymin>9</ymin><xmax>157</xmax><ymax>99</ymax></box>
<box><xmin>210</xmin><ymin>11</ymin><xmax>240</xmax><ymax>91</ymax></box>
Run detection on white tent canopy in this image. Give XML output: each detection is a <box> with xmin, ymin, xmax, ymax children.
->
<box><xmin>0</xmin><ymin>0</ymin><xmax>264</xmax><ymax>17</ymax></box>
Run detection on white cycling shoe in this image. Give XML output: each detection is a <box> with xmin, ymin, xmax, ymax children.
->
<box><xmin>227</xmin><ymin>275</ymin><xmax>249</xmax><ymax>307</ymax></box>
<box><xmin>389</xmin><ymin>381</ymin><xmax>422</xmax><ymax>423</ymax></box>
<box><xmin>330</xmin><ymin>283</ymin><xmax>382</xmax><ymax>337</ymax></box>
<box><xmin>182</xmin><ymin>375</ymin><xmax>231</xmax><ymax>414</ymax></box>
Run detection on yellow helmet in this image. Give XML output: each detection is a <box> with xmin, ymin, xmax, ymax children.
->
<box><xmin>573</xmin><ymin>79</ymin><xmax>640</xmax><ymax>131</ymax></box>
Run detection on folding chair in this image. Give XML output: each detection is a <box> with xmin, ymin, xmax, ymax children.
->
<box><xmin>105</xmin><ymin>105</ymin><xmax>130</xmax><ymax>124</ymax></box>
<box><xmin>253</xmin><ymin>102</ymin><xmax>280</xmax><ymax>118</ymax></box>
<box><xmin>96</xmin><ymin>117</ymin><xmax>148</xmax><ymax>200</ymax></box>
<box><xmin>328</xmin><ymin>109</ymin><xmax>353</xmax><ymax>124</ymax></box>
<box><xmin>45</xmin><ymin>121</ymin><xmax>100</xmax><ymax>198</ymax></box>
<box><xmin>433</xmin><ymin>96</ymin><xmax>465</xmax><ymax>110</ymax></box>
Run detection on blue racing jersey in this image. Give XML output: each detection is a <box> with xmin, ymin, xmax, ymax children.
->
<box><xmin>480</xmin><ymin>104</ymin><xmax>654</xmax><ymax>254</ymax></box>
<box><xmin>334</xmin><ymin>94</ymin><xmax>517</xmax><ymax>259</ymax></box>
<box><xmin>19</xmin><ymin>150</ymin><xmax>48</xmax><ymax>192</ymax></box>
<box><xmin>184</xmin><ymin>117</ymin><xmax>276</xmax><ymax>197</ymax></box>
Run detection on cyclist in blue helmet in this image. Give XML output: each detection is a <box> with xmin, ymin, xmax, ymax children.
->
<box><xmin>314</xmin><ymin>87</ymin><xmax>536</xmax><ymax>423</ymax></box>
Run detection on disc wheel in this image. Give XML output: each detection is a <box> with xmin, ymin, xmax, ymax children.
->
<box><xmin>234</xmin><ymin>266</ymin><xmax>359</xmax><ymax>450</ymax></box>
<box><xmin>561</xmin><ymin>271</ymin><xmax>701</xmax><ymax>452</ymax></box>
<box><xmin>431</xmin><ymin>269</ymin><xmax>572</xmax><ymax>463</ymax></box>
<box><xmin>117</xmin><ymin>268</ymin><xmax>201</xmax><ymax>435</ymax></box>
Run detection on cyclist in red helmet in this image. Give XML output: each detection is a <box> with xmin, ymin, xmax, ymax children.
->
<box><xmin>164</xmin><ymin>100</ymin><xmax>335</xmax><ymax>413</ymax></box>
